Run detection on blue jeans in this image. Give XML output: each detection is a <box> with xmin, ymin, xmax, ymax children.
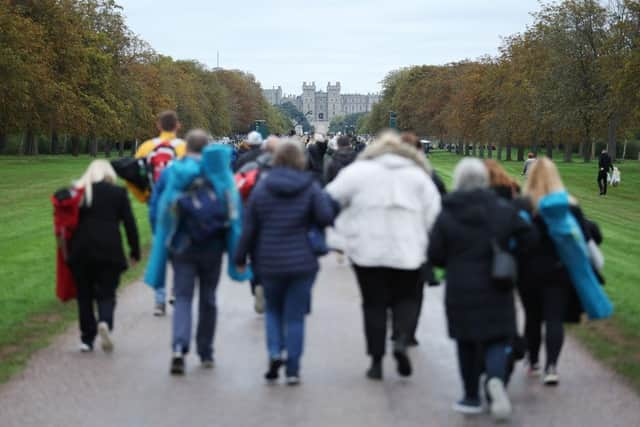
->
<box><xmin>154</xmin><ymin>286</ymin><xmax>166</xmax><ymax>305</ymax></box>
<box><xmin>457</xmin><ymin>339</ymin><xmax>509</xmax><ymax>400</ymax></box>
<box><xmin>171</xmin><ymin>248</ymin><xmax>223</xmax><ymax>360</ymax></box>
<box><xmin>262</xmin><ymin>272</ymin><xmax>316</xmax><ymax>376</ymax></box>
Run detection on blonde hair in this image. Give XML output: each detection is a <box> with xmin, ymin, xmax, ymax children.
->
<box><xmin>75</xmin><ymin>160</ymin><xmax>117</xmax><ymax>207</ymax></box>
<box><xmin>525</xmin><ymin>157</ymin><xmax>565</xmax><ymax>209</ymax></box>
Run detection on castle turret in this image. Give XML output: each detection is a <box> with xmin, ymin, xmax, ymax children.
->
<box><xmin>302</xmin><ymin>82</ymin><xmax>316</xmax><ymax>122</ymax></box>
<box><xmin>327</xmin><ymin>82</ymin><xmax>342</xmax><ymax>120</ymax></box>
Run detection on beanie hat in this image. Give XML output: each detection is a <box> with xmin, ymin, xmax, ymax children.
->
<box><xmin>247</xmin><ymin>131</ymin><xmax>263</xmax><ymax>146</ymax></box>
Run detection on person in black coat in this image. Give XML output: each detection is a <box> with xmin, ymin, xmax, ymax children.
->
<box><xmin>324</xmin><ymin>136</ymin><xmax>357</xmax><ymax>183</ymax></box>
<box><xmin>68</xmin><ymin>160</ymin><xmax>140</xmax><ymax>352</ymax></box>
<box><xmin>428</xmin><ymin>158</ymin><xmax>535</xmax><ymax>421</ymax></box>
<box><xmin>517</xmin><ymin>157</ymin><xmax>601</xmax><ymax>386</ymax></box>
<box><xmin>306</xmin><ymin>133</ymin><xmax>328</xmax><ymax>185</ymax></box>
<box><xmin>597</xmin><ymin>149</ymin><xmax>613</xmax><ymax>195</ymax></box>
<box><xmin>233</xmin><ymin>131</ymin><xmax>263</xmax><ymax>172</ymax></box>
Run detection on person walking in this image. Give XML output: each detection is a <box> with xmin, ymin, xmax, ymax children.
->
<box><xmin>146</xmin><ymin>129</ymin><xmax>248</xmax><ymax>375</ymax></box>
<box><xmin>67</xmin><ymin>160</ymin><xmax>140</xmax><ymax>353</ymax></box>
<box><xmin>324</xmin><ymin>135</ymin><xmax>357</xmax><ymax>183</ymax></box>
<box><xmin>234</xmin><ymin>139</ymin><xmax>334</xmax><ymax>385</ymax></box>
<box><xmin>597</xmin><ymin>149</ymin><xmax>613</xmax><ymax>195</ymax></box>
<box><xmin>428</xmin><ymin>158</ymin><xmax>534</xmax><ymax>421</ymax></box>
<box><xmin>134</xmin><ymin>110</ymin><xmax>186</xmax><ymax>317</ymax></box>
<box><xmin>306</xmin><ymin>133</ymin><xmax>328</xmax><ymax>185</ymax></box>
<box><xmin>326</xmin><ymin>130</ymin><xmax>441</xmax><ymax>381</ymax></box>
<box><xmin>517</xmin><ymin>157</ymin><xmax>597</xmax><ymax>386</ymax></box>
<box><xmin>233</xmin><ymin>131</ymin><xmax>264</xmax><ymax>172</ymax></box>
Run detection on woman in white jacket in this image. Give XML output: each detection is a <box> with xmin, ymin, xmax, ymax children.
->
<box><xmin>326</xmin><ymin>130</ymin><xmax>442</xmax><ymax>380</ymax></box>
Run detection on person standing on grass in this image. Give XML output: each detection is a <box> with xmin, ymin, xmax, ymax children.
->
<box><xmin>326</xmin><ymin>130</ymin><xmax>441</xmax><ymax>381</ymax></box>
<box><xmin>428</xmin><ymin>158</ymin><xmax>534</xmax><ymax>421</ymax></box>
<box><xmin>68</xmin><ymin>160</ymin><xmax>140</xmax><ymax>353</ymax></box>
<box><xmin>516</xmin><ymin>158</ymin><xmax>599</xmax><ymax>386</ymax></box>
<box><xmin>522</xmin><ymin>152</ymin><xmax>537</xmax><ymax>178</ymax></box>
<box><xmin>234</xmin><ymin>139</ymin><xmax>334</xmax><ymax>385</ymax></box>
<box><xmin>597</xmin><ymin>149</ymin><xmax>613</xmax><ymax>195</ymax></box>
<box><xmin>134</xmin><ymin>110</ymin><xmax>186</xmax><ymax>317</ymax></box>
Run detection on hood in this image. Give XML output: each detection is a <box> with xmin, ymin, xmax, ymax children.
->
<box><xmin>442</xmin><ymin>189</ymin><xmax>496</xmax><ymax>226</ymax></box>
<box><xmin>333</xmin><ymin>148</ymin><xmax>356</xmax><ymax>162</ymax></box>
<box><xmin>358</xmin><ymin>137</ymin><xmax>432</xmax><ymax>174</ymax></box>
<box><xmin>264</xmin><ymin>167</ymin><xmax>314</xmax><ymax>197</ymax></box>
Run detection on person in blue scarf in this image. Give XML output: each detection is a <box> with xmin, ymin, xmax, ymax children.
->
<box><xmin>146</xmin><ymin>129</ymin><xmax>251</xmax><ymax>375</ymax></box>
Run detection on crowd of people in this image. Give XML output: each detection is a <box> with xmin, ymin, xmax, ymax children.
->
<box><xmin>60</xmin><ymin>110</ymin><xmax>610</xmax><ymax>422</ymax></box>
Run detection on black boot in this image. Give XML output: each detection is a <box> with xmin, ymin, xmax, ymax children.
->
<box><xmin>264</xmin><ymin>358</ymin><xmax>284</xmax><ymax>382</ymax></box>
<box><xmin>393</xmin><ymin>342</ymin><xmax>412</xmax><ymax>377</ymax></box>
<box><xmin>366</xmin><ymin>357</ymin><xmax>383</xmax><ymax>380</ymax></box>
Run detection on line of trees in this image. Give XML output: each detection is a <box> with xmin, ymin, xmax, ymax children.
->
<box><xmin>0</xmin><ymin>0</ymin><xmax>289</xmax><ymax>156</ymax></box>
<box><xmin>363</xmin><ymin>0</ymin><xmax>640</xmax><ymax>161</ymax></box>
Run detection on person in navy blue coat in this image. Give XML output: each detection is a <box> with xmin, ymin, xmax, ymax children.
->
<box><xmin>235</xmin><ymin>138</ymin><xmax>334</xmax><ymax>385</ymax></box>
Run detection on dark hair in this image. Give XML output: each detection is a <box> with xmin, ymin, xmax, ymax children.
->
<box><xmin>400</xmin><ymin>131</ymin><xmax>421</xmax><ymax>150</ymax></box>
<box><xmin>527</xmin><ymin>152</ymin><xmax>535</xmax><ymax>159</ymax></box>
<box><xmin>337</xmin><ymin>135</ymin><xmax>351</xmax><ymax>147</ymax></box>
<box><xmin>158</xmin><ymin>110</ymin><xmax>178</xmax><ymax>132</ymax></box>
<box><xmin>185</xmin><ymin>129</ymin><xmax>209</xmax><ymax>153</ymax></box>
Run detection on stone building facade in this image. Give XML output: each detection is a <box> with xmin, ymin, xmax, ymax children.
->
<box><xmin>263</xmin><ymin>82</ymin><xmax>379</xmax><ymax>126</ymax></box>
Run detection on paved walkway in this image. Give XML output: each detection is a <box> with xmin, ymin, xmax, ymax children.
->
<box><xmin>1</xmin><ymin>257</ymin><xmax>639</xmax><ymax>427</ymax></box>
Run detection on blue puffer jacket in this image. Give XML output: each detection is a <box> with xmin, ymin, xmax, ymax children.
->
<box><xmin>145</xmin><ymin>144</ymin><xmax>252</xmax><ymax>289</ymax></box>
<box><xmin>234</xmin><ymin>167</ymin><xmax>334</xmax><ymax>277</ymax></box>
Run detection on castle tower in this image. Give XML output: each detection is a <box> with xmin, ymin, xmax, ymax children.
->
<box><xmin>302</xmin><ymin>82</ymin><xmax>316</xmax><ymax>123</ymax></box>
<box><xmin>327</xmin><ymin>82</ymin><xmax>341</xmax><ymax>120</ymax></box>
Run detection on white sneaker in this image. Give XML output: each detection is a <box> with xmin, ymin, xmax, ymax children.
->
<box><xmin>254</xmin><ymin>285</ymin><xmax>265</xmax><ymax>314</ymax></box>
<box><xmin>79</xmin><ymin>343</ymin><xmax>93</xmax><ymax>353</ymax></box>
<box><xmin>98</xmin><ymin>322</ymin><xmax>113</xmax><ymax>353</ymax></box>
<box><xmin>286</xmin><ymin>376</ymin><xmax>300</xmax><ymax>386</ymax></box>
<box><xmin>487</xmin><ymin>378</ymin><xmax>512</xmax><ymax>421</ymax></box>
<box><xmin>543</xmin><ymin>366</ymin><xmax>559</xmax><ymax>386</ymax></box>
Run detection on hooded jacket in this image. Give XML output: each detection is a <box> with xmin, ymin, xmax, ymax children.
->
<box><xmin>306</xmin><ymin>142</ymin><xmax>328</xmax><ymax>184</ymax></box>
<box><xmin>234</xmin><ymin>167</ymin><xmax>334</xmax><ymax>277</ymax></box>
<box><xmin>144</xmin><ymin>144</ymin><xmax>251</xmax><ymax>289</ymax></box>
<box><xmin>326</xmin><ymin>139</ymin><xmax>441</xmax><ymax>270</ymax></box>
<box><xmin>428</xmin><ymin>189</ymin><xmax>535</xmax><ymax>341</ymax></box>
<box><xmin>324</xmin><ymin>147</ymin><xmax>357</xmax><ymax>183</ymax></box>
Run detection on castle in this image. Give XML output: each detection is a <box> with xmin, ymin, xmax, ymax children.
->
<box><xmin>263</xmin><ymin>82</ymin><xmax>380</xmax><ymax>126</ymax></box>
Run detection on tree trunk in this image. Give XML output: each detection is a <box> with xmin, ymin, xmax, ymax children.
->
<box><xmin>506</xmin><ymin>143</ymin><xmax>513</xmax><ymax>161</ymax></box>
<box><xmin>50</xmin><ymin>130</ymin><xmax>59</xmax><ymax>154</ymax></box>
<box><xmin>517</xmin><ymin>146</ymin><xmax>525</xmax><ymax>162</ymax></box>
<box><xmin>581</xmin><ymin>140</ymin><xmax>591</xmax><ymax>162</ymax></box>
<box><xmin>118</xmin><ymin>141</ymin><xmax>124</xmax><ymax>157</ymax></box>
<box><xmin>0</xmin><ymin>131</ymin><xmax>6</xmax><ymax>154</ymax></box>
<box><xmin>89</xmin><ymin>135</ymin><xmax>98</xmax><ymax>157</ymax></box>
<box><xmin>545</xmin><ymin>141</ymin><xmax>553</xmax><ymax>159</ymax></box>
<box><xmin>608</xmin><ymin>114</ymin><xmax>617</xmax><ymax>161</ymax></box>
<box><xmin>479</xmin><ymin>145</ymin><xmax>485</xmax><ymax>158</ymax></box>
<box><xmin>563</xmin><ymin>143</ymin><xmax>573</xmax><ymax>162</ymax></box>
<box><xmin>104</xmin><ymin>140</ymin><xmax>112</xmax><ymax>158</ymax></box>
<box><xmin>24</xmin><ymin>129</ymin><xmax>37</xmax><ymax>155</ymax></box>
<box><xmin>497</xmin><ymin>144</ymin><xmax>503</xmax><ymax>161</ymax></box>
<box><xmin>488</xmin><ymin>144</ymin><xmax>493</xmax><ymax>159</ymax></box>
<box><xmin>472</xmin><ymin>143</ymin><xmax>478</xmax><ymax>157</ymax></box>
<box><xmin>71</xmin><ymin>136</ymin><xmax>80</xmax><ymax>157</ymax></box>
<box><xmin>131</xmin><ymin>139</ymin><xmax>138</xmax><ymax>156</ymax></box>
<box><xmin>622</xmin><ymin>139</ymin><xmax>628</xmax><ymax>161</ymax></box>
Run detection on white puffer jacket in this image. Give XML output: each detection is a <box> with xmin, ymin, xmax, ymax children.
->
<box><xmin>326</xmin><ymin>152</ymin><xmax>441</xmax><ymax>270</ymax></box>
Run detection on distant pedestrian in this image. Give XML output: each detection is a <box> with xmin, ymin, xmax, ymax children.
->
<box><xmin>233</xmin><ymin>131</ymin><xmax>263</xmax><ymax>172</ymax></box>
<box><xmin>306</xmin><ymin>133</ymin><xmax>328</xmax><ymax>185</ymax></box>
<box><xmin>522</xmin><ymin>152</ymin><xmax>537</xmax><ymax>178</ymax></box>
<box><xmin>134</xmin><ymin>110</ymin><xmax>186</xmax><ymax>317</ymax></box>
<box><xmin>326</xmin><ymin>130</ymin><xmax>441</xmax><ymax>381</ymax></box>
<box><xmin>428</xmin><ymin>158</ymin><xmax>534</xmax><ymax>421</ymax></box>
<box><xmin>68</xmin><ymin>160</ymin><xmax>140</xmax><ymax>353</ymax></box>
<box><xmin>324</xmin><ymin>135</ymin><xmax>357</xmax><ymax>183</ymax></box>
<box><xmin>235</xmin><ymin>139</ymin><xmax>333</xmax><ymax>385</ymax></box>
<box><xmin>597</xmin><ymin>149</ymin><xmax>613</xmax><ymax>195</ymax></box>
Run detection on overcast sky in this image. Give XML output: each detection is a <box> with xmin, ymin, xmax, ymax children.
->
<box><xmin>117</xmin><ymin>0</ymin><xmax>542</xmax><ymax>95</ymax></box>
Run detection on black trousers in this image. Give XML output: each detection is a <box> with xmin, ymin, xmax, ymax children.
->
<box><xmin>597</xmin><ymin>171</ymin><xmax>608</xmax><ymax>194</ymax></box>
<box><xmin>520</xmin><ymin>285</ymin><xmax>569</xmax><ymax>369</ymax></box>
<box><xmin>71</xmin><ymin>262</ymin><xmax>120</xmax><ymax>346</ymax></box>
<box><xmin>353</xmin><ymin>265</ymin><xmax>420</xmax><ymax>359</ymax></box>
<box><xmin>457</xmin><ymin>339</ymin><xmax>509</xmax><ymax>400</ymax></box>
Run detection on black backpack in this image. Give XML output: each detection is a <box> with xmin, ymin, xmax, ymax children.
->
<box><xmin>175</xmin><ymin>177</ymin><xmax>229</xmax><ymax>243</ymax></box>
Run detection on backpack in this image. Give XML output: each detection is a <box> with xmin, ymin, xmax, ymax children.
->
<box><xmin>235</xmin><ymin>168</ymin><xmax>260</xmax><ymax>201</ymax></box>
<box><xmin>176</xmin><ymin>177</ymin><xmax>229</xmax><ymax>244</ymax></box>
<box><xmin>147</xmin><ymin>139</ymin><xmax>179</xmax><ymax>184</ymax></box>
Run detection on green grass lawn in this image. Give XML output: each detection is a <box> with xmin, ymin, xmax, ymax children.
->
<box><xmin>0</xmin><ymin>156</ymin><xmax>151</xmax><ymax>383</ymax></box>
<box><xmin>429</xmin><ymin>151</ymin><xmax>640</xmax><ymax>391</ymax></box>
